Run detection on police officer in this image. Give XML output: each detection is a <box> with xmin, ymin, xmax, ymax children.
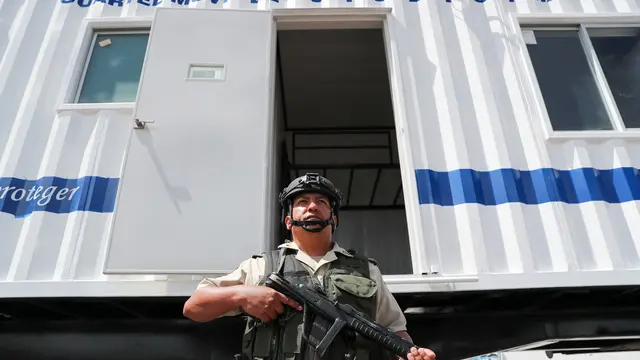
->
<box><xmin>183</xmin><ymin>173</ymin><xmax>436</xmax><ymax>360</ymax></box>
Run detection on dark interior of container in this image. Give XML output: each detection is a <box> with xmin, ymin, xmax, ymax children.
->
<box><xmin>272</xmin><ymin>27</ymin><xmax>413</xmax><ymax>275</ymax></box>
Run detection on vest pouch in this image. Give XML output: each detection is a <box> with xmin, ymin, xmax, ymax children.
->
<box><xmin>328</xmin><ymin>274</ymin><xmax>378</xmax><ymax>300</ymax></box>
<box><xmin>242</xmin><ymin>318</ymin><xmax>258</xmax><ymax>359</ymax></box>
<box><xmin>251</xmin><ymin>322</ymin><xmax>275</xmax><ymax>360</ymax></box>
<box><xmin>281</xmin><ymin>312</ymin><xmax>303</xmax><ymax>360</ymax></box>
<box><xmin>327</xmin><ymin>273</ymin><xmax>380</xmax><ymax>360</ymax></box>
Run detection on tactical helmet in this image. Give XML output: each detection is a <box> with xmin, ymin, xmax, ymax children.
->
<box><xmin>279</xmin><ymin>173</ymin><xmax>343</xmax><ymax>233</ymax></box>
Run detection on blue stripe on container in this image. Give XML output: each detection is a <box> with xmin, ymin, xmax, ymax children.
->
<box><xmin>0</xmin><ymin>176</ymin><xmax>119</xmax><ymax>218</ymax></box>
<box><xmin>415</xmin><ymin>167</ymin><xmax>640</xmax><ymax>206</ymax></box>
<box><xmin>3</xmin><ymin>167</ymin><xmax>639</xmax><ymax>218</ymax></box>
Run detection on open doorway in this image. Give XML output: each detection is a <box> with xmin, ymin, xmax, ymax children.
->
<box><xmin>272</xmin><ymin>26</ymin><xmax>412</xmax><ymax>275</ymax></box>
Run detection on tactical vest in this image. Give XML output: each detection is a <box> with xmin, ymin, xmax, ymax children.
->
<box><xmin>240</xmin><ymin>245</ymin><xmax>393</xmax><ymax>360</ymax></box>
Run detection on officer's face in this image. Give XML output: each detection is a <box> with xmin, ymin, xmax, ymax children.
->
<box><xmin>286</xmin><ymin>193</ymin><xmax>335</xmax><ymax>230</ymax></box>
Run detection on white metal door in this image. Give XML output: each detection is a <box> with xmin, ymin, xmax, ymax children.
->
<box><xmin>104</xmin><ymin>8</ymin><xmax>275</xmax><ymax>274</ymax></box>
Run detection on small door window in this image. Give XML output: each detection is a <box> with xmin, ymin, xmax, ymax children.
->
<box><xmin>187</xmin><ymin>64</ymin><xmax>225</xmax><ymax>81</ymax></box>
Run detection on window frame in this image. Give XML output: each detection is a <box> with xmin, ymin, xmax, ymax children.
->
<box><xmin>57</xmin><ymin>17</ymin><xmax>152</xmax><ymax>113</ymax></box>
<box><xmin>74</xmin><ymin>29</ymin><xmax>151</xmax><ymax>104</ymax></box>
<box><xmin>516</xmin><ymin>16</ymin><xmax>640</xmax><ymax>139</ymax></box>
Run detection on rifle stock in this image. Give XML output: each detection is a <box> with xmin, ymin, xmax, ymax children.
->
<box><xmin>264</xmin><ymin>272</ymin><xmax>417</xmax><ymax>359</ymax></box>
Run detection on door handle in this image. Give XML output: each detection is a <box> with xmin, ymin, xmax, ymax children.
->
<box><xmin>134</xmin><ymin>118</ymin><xmax>155</xmax><ymax>129</ymax></box>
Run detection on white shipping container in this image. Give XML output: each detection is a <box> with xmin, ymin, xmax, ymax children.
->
<box><xmin>1</xmin><ymin>0</ymin><xmax>639</xmax><ymax>297</ymax></box>
<box><xmin>1</xmin><ymin>0</ymin><xmax>640</xmax><ymax>358</ymax></box>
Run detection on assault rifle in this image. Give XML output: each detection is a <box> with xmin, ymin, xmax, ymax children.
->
<box><xmin>264</xmin><ymin>272</ymin><xmax>419</xmax><ymax>360</ymax></box>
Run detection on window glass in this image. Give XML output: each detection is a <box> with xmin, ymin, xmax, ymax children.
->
<box><xmin>77</xmin><ymin>32</ymin><xmax>149</xmax><ymax>103</ymax></box>
<box><xmin>526</xmin><ymin>30</ymin><xmax>612</xmax><ymax>131</ymax></box>
<box><xmin>588</xmin><ymin>27</ymin><xmax>640</xmax><ymax>129</ymax></box>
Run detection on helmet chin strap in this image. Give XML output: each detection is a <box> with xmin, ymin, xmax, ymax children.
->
<box><xmin>289</xmin><ymin>215</ymin><xmax>335</xmax><ymax>233</ymax></box>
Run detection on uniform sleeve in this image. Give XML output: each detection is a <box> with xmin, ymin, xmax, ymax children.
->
<box><xmin>369</xmin><ymin>263</ymin><xmax>407</xmax><ymax>333</ymax></box>
<box><xmin>195</xmin><ymin>257</ymin><xmax>264</xmax><ymax>317</ymax></box>
<box><xmin>197</xmin><ymin>257</ymin><xmax>264</xmax><ymax>289</ymax></box>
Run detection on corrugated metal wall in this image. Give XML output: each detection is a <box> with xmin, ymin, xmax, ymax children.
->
<box><xmin>402</xmin><ymin>0</ymin><xmax>640</xmax><ymax>289</ymax></box>
<box><xmin>1</xmin><ymin>0</ymin><xmax>639</xmax><ymax>296</ymax></box>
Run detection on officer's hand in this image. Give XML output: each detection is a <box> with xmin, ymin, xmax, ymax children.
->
<box><xmin>405</xmin><ymin>347</ymin><xmax>436</xmax><ymax>360</ymax></box>
<box><xmin>238</xmin><ymin>285</ymin><xmax>302</xmax><ymax>323</ymax></box>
